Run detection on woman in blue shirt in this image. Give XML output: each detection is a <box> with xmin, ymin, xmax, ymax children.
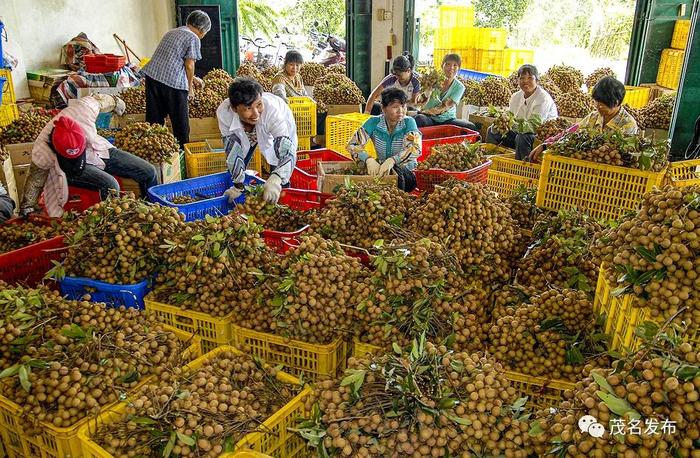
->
<box><xmin>347</xmin><ymin>88</ymin><xmax>422</xmax><ymax>191</ymax></box>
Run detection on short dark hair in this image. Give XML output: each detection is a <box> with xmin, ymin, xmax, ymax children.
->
<box><xmin>392</xmin><ymin>53</ymin><xmax>414</xmax><ymax>73</ymax></box>
<box><xmin>186</xmin><ymin>10</ymin><xmax>211</xmax><ymax>34</ymax></box>
<box><xmin>517</xmin><ymin>64</ymin><xmax>538</xmax><ymax>80</ymax></box>
<box><xmin>284</xmin><ymin>50</ymin><xmax>304</xmax><ymax>66</ymax></box>
<box><xmin>592</xmin><ymin>76</ymin><xmax>626</xmax><ymax>109</ymax></box>
<box><xmin>442</xmin><ymin>53</ymin><xmax>461</xmax><ymax>67</ymax></box>
<box><xmin>380</xmin><ymin>87</ymin><xmax>408</xmax><ymax>107</ymax></box>
<box><xmin>228</xmin><ymin>77</ymin><xmax>264</xmax><ymax>107</ymax></box>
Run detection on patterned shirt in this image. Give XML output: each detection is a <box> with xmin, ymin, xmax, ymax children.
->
<box><xmin>143</xmin><ymin>26</ymin><xmax>201</xmax><ymax>90</ymax></box>
<box><xmin>347</xmin><ymin>115</ymin><xmax>422</xmax><ymax>170</ymax></box>
<box><xmin>271</xmin><ymin>72</ymin><xmax>308</xmax><ymax>100</ymax></box>
<box><xmin>21</xmin><ymin>97</ymin><xmax>112</xmax><ymax>217</ymax></box>
<box><xmin>544</xmin><ymin>107</ymin><xmax>639</xmax><ymax>145</ymax></box>
<box><xmin>380</xmin><ymin>72</ymin><xmax>421</xmax><ymax>100</ymax></box>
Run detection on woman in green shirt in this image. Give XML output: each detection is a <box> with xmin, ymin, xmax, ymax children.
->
<box><xmin>413</xmin><ymin>53</ymin><xmax>476</xmax><ymax>130</ymax></box>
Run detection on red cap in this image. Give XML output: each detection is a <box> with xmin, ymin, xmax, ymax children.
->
<box><xmin>51</xmin><ymin>116</ymin><xmax>86</xmax><ymax>159</ymax></box>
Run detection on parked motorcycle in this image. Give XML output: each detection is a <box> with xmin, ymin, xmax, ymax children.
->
<box><xmin>309</xmin><ymin>21</ymin><xmax>346</xmax><ymax>67</ymax></box>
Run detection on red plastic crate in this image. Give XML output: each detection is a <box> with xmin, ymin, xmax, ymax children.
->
<box><xmin>41</xmin><ymin>177</ymin><xmax>129</xmax><ymax>215</ymax></box>
<box><xmin>278</xmin><ymin>188</ymin><xmax>334</xmax><ymax>210</ymax></box>
<box><xmin>290</xmin><ymin>168</ymin><xmax>317</xmax><ymax>190</ymax></box>
<box><xmin>418</xmin><ymin>126</ymin><xmax>480</xmax><ymax>162</ymax></box>
<box><xmin>414</xmin><ymin>159</ymin><xmax>492</xmax><ymax>193</ymax></box>
<box><xmin>0</xmin><ymin>216</ymin><xmax>67</xmax><ymax>287</ymax></box>
<box><xmin>262</xmin><ymin>227</ymin><xmax>309</xmax><ymax>253</ymax></box>
<box><xmin>291</xmin><ymin>150</ymin><xmax>351</xmax><ymax>191</ymax></box>
<box><xmin>84</xmin><ymin>54</ymin><xmax>126</xmax><ymax>73</ymax></box>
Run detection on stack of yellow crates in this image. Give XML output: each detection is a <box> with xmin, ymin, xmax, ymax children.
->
<box><xmin>0</xmin><ymin>69</ymin><xmax>18</xmax><ymax>127</ymax></box>
<box><xmin>656</xmin><ymin>19</ymin><xmax>689</xmax><ymax>90</ymax></box>
<box><xmin>433</xmin><ymin>5</ymin><xmax>534</xmax><ymax>76</ymax></box>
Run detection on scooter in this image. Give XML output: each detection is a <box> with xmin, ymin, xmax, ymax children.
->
<box><xmin>309</xmin><ymin>21</ymin><xmax>346</xmax><ymax>67</ymax></box>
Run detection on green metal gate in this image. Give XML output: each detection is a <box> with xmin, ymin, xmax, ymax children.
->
<box><xmin>346</xmin><ymin>0</ymin><xmax>373</xmax><ymax>97</ymax></box>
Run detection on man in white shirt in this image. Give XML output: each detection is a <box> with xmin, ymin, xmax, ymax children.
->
<box><xmin>216</xmin><ymin>78</ymin><xmax>298</xmax><ymax>204</ymax></box>
<box><xmin>486</xmin><ymin>65</ymin><xmax>557</xmax><ymax>160</ymax></box>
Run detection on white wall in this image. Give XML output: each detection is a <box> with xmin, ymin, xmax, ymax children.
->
<box><xmin>370</xmin><ymin>0</ymin><xmax>405</xmax><ymax>88</ymax></box>
<box><xmin>0</xmin><ymin>0</ymin><xmax>175</xmax><ymax>99</ymax></box>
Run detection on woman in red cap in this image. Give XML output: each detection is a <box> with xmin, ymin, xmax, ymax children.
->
<box><xmin>20</xmin><ymin>95</ymin><xmax>158</xmax><ymax>217</ymax></box>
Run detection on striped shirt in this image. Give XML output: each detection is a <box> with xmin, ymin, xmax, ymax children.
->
<box><xmin>380</xmin><ymin>73</ymin><xmax>421</xmax><ymax>100</ymax></box>
<box><xmin>143</xmin><ymin>26</ymin><xmax>201</xmax><ymax>90</ymax></box>
<box><xmin>29</xmin><ymin>97</ymin><xmax>112</xmax><ymax>217</ymax></box>
<box><xmin>347</xmin><ymin>115</ymin><xmax>422</xmax><ymax>170</ymax></box>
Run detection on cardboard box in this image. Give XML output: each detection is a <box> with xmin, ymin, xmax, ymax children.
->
<box><xmin>468</xmin><ymin>114</ymin><xmax>496</xmax><ymax>141</ymax></box>
<box><xmin>188</xmin><ymin>116</ymin><xmax>219</xmax><ymax>141</ymax></box>
<box><xmin>317</xmin><ymin>161</ymin><xmax>396</xmax><ymax>194</ymax></box>
<box><xmin>13</xmin><ymin>164</ymin><xmax>30</xmax><ymax>201</ymax></box>
<box><xmin>639</xmin><ymin>83</ymin><xmax>676</xmax><ymax>102</ymax></box>
<box><xmin>326</xmin><ymin>104</ymin><xmax>362</xmax><ymax>116</ymax></box>
<box><xmin>6</xmin><ymin>142</ymin><xmax>34</xmax><ymax>166</ymax></box>
<box><xmin>26</xmin><ymin>68</ymin><xmax>72</xmax><ymax>104</ymax></box>
<box><xmin>155</xmin><ymin>152</ymin><xmax>182</xmax><ymax>184</ymax></box>
<box><xmin>0</xmin><ymin>157</ymin><xmax>18</xmax><ymax>213</ymax></box>
<box><xmin>120</xmin><ymin>178</ymin><xmax>142</xmax><ymax>197</ymax></box>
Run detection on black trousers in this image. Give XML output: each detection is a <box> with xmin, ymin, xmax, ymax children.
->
<box><xmin>413</xmin><ymin>113</ymin><xmax>477</xmax><ymax>131</ymax></box>
<box><xmin>145</xmin><ymin>75</ymin><xmax>190</xmax><ymax>148</ymax></box>
<box><xmin>486</xmin><ymin>127</ymin><xmax>536</xmax><ymax>160</ymax></box>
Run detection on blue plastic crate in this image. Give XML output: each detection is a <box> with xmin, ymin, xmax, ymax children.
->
<box><xmin>147</xmin><ymin>171</ymin><xmax>264</xmax><ymax>221</ymax></box>
<box><xmin>60</xmin><ymin>276</ymin><xmax>152</xmax><ymax>309</ymax></box>
<box><xmin>0</xmin><ymin>21</ymin><xmax>4</xmax><ymax>69</ymax></box>
<box><xmin>458</xmin><ymin>68</ymin><xmax>497</xmax><ymax>82</ymax></box>
<box><xmin>95</xmin><ymin>112</ymin><xmax>113</xmax><ymax>129</ymax></box>
<box><xmin>0</xmin><ymin>77</ymin><xmax>5</xmax><ymax>106</ymax></box>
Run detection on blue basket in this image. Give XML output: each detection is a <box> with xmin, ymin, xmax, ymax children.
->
<box><xmin>458</xmin><ymin>68</ymin><xmax>497</xmax><ymax>82</ymax></box>
<box><xmin>95</xmin><ymin>112</ymin><xmax>113</xmax><ymax>129</ymax></box>
<box><xmin>60</xmin><ymin>276</ymin><xmax>152</xmax><ymax>309</ymax></box>
<box><xmin>0</xmin><ymin>77</ymin><xmax>5</xmax><ymax>106</ymax></box>
<box><xmin>0</xmin><ymin>21</ymin><xmax>4</xmax><ymax>69</ymax></box>
<box><xmin>147</xmin><ymin>171</ymin><xmax>264</xmax><ymax>221</ymax></box>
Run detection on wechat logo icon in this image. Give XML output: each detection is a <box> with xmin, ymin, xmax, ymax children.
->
<box><xmin>578</xmin><ymin>415</ymin><xmax>605</xmax><ymax>438</ymax></box>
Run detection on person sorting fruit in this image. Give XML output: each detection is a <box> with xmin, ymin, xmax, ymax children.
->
<box><xmin>413</xmin><ymin>53</ymin><xmax>476</xmax><ymax>130</ymax></box>
<box><xmin>364</xmin><ymin>53</ymin><xmax>421</xmax><ymax>115</ymax></box>
<box><xmin>529</xmin><ymin>76</ymin><xmax>638</xmax><ymax>162</ymax></box>
<box><xmin>0</xmin><ymin>183</ymin><xmax>14</xmax><ymax>222</ymax></box>
<box><xmin>271</xmin><ymin>50</ymin><xmax>309</xmax><ymax>101</ymax></box>
<box><xmin>142</xmin><ymin>9</ymin><xmax>210</xmax><ymax>148</ymax></box>
<box><xmin>19</xmin><ymin>95</ymin><xmax>158</xmax><ymax>217</ymax></box>
<box><xmin>347</xmin><ymin>87</ymin><xmax>422</xmax><ymax>192</ymax></box>
<box><xmin>486</xmin><ymin>64</ymin><xmax>558</xmax><ymax>160</ymax></box>
<box><xmin>217</xmin><ymin>77</ymin><xmax>297</xmax><ymax>204</ymax></box>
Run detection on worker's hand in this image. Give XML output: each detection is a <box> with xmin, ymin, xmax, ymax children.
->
<box><xmin>262</xmin><ymin>174</ymin><xmax>282</xmax><ymax>204</ymax></box>
<box><xmin>188</xmin><ymin>90</ymin><xmax>196</xmax><ymax>102</ymax></box>
<box><xmin>528</xmin><ymin>144</ymin><xmax>545</xmax><ymax>163</ymax></box>
<box><xmin>93</xmin><ymin>93</ymin><xmax>116</xmax><ymax>113</ymax></box>
<box><xmin>365</xmin><ymin>158</ymin><xmax>380</xmax><ymax>176</ymax></box>
<box><xmin>112</xmin><ymin>96</ymin><xmax>126</xmax><ymax>116</ymax></box>
<box><xmin>193</xmin><ymin>77</ymin><xmax>204</xmax><ymax>90</ymax></box>
<box><xmin>378</xmin><ymin>157</ymin><xmax>395</xmax><ymax>177</ymax></box>
<box><xmin>223</xmin><ymin>186</ymin><xmax>243</xmax><ymax>203</ymax></box>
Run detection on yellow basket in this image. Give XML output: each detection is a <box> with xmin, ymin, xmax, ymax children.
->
<box><xmin>298</xmin><ymin>136</ymin><xmax>311</xmax><ymax>151</ymax></box>
<box><xmin>486</xmin><ymin>153</ymin><xmax>541</xmax><ymax>196</ymax></box>
<box><xmin>232</xmin><ymin>325</ymin><xmax>348</xmax><ymax>380</ymax></box>
<box><xmin>433</xmin><ymin>48</ymin><xmax>476</xmax><ymax>69</ymax></box>
<box><xmin>668</xmin><ymin>158</ymin><xmax>700</xmax><ymax>187</ymax></box>
<box><xmin>535</xmin><ymin>154</ymin><xmax>666</xmax><ymax>221</ymax></box>
<box><xmin>503</xmin><ymin>49</ymin><xmax>535</xmax><ymax>73</ymax></box>
<box><xmin>476</xmin><ymin>28</ymin><xmax>507</xmax><ymax>50</ymax></box>
<box><xmin>352</xmin><ymin>338</ymin><xmax>382</xmax><ymax>359</ymax></box>
<box><xmin>220</xmin><ymin>451</ymin><xmax>273</xmax><ymax>458</ymax></box>
<box><xmin>325</xmin><ymin>112</ymin><xmax>376</xmax><ymax>158</ymax></box>
<box><xmin>435</xmin><ymin>27</ymin><xmax>477</xmax><ymax>50</ymax></box>
<box><xmin>0</xmin><ymin>327</ymin><xmax>198</xmax><ymax>458</ymax></box>
<box><xmin>656</xmin><ymin>48</ymin><xmax>684</xmax><ymax>90</ymax></box>
<box><xmin>671</xmin><ymin>19</ymin><xmax>691</xmax><ymax>50</ymax></box>
<box><xmin>78</xmin><ymin>346</ymin><xmax>311</xmax><ymax>458</ymax></box>
<box><xmin>438</xmin><ymin>5</ymin><xmax>475</xmax><ymax>29</ymax></box>
<box><xmin>622</xmin><ymin>86</ymin><xmax>651</xmax><ymax>109</ymax></box>
<box><xmin>184</xmin><ymin>139</ymin><xmax>262</xmax><ymax>178</ymax></box>
<box><xmin>475</xmin><ymin>49</ymin><xmax>506</xmax><ymax>74</ymax></box>
<box><xmin>504</xmin><ymin>371</ymin><xmax>575</xmax><ymax>410</ymax></box>
<box><xmin>0</xmin><ymin>103</ymin><xmax>18</xmax><ymax>128</ymax></box>
<box><xmin>145</xmin><ymin>294</ymin><xmax>233</xmax><ymax>354</ymax></box>
<box><xmin>288</xmin><ymin>97</ymin><xmax>317</xmax><ymax>137</ymax></box>
<box><xmin>0</xmin><ymin>69</ymin><xmax>16</xmax><ymax>105</ymax></box>
<box><xmin>594</xmin><ymin>266</ymin><xmax>699</xmax><ymax>354</ymax></box>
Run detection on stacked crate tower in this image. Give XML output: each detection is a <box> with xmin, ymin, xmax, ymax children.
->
<box><xmin>656</xmin><ymin>19</ymin><xmax>690</xmax><ymax>90</ymax></box>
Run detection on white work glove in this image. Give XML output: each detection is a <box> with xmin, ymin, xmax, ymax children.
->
<box><xmin>93</xmin><ymin>93</ymin><xmax>116</xmax><ymax>113</ymax></box>
<box><xmin>365</xmin><ymin>158</ymin><xmax>380</xmax><ymax>176</ymax></box>
<box><xmin>262</xmin><ymin>174</ymin><xmax>282</xmax><ymax>204</ymax></box>
<box><xmin>378</xmin><ymin>158</ymin><xmax>395</xmax><ymax>177</ymax></box>
<box><xmin>223</xmin><ymin>186</ymin><xmax>243</xmax><ymax>203</ymax></box>
<box><xmin>112</xmin><ymin>96</ymin><xmax>126</xmax><ymax>116</ymax></box>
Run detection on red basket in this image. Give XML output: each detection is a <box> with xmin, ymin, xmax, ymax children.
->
<box><xmin>291</xmin><ymin>149</ymin><xmax>351</xmax><ymax>191</ymax></box>
<box><xmin>418</xmin><ymin>126</ymin><xmax>480</xmax><ymax>162</ymax></box>
<box><xmin>40</xmin><ymin>177</ymin><xmax>128</xmax><ymax>215</ymax></box>
<box><xmin>0</xmin><ymin>216</ymin><xmax>67</xmax><ymax>287</ymax></box>
<box><xmin>414</xmin><ymin>159</ymin><xmax>492</xmax><ymax>193</ymax></box>
<box><xmin>279</xmin><ymin>188</ymin><xmax>334</xmax><ymax>210</ymax></box>
<box><xmin>84</xmin><ymin>54</ymin><xmax>126</xmax><ymax>73</ymax></box>
<box><xmin>290</xmin><ymin>168</ymin><xmax>318</xmax><ymax>191</ymax></box>
<box><xmin>262</xmin><ymin>227</ymin><xmax>309</xmax><ymax>254</ymax></box>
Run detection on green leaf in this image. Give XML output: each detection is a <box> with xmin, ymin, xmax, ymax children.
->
<box><xmin>450</xmin><ymin>359</ymin><xmax>465</xmax><ymax>373</ymax></box>
<box><xmin>591</xmin><ymin>372</ymin><xmax>615</xmax><ymax>395</ymax></box>
<box><xmin>131</xmin><ymin>416</ymin><xmax>157</xmax><ymax>425</ymax></box>
<box><xmin>511</xmin><ymin>397</ymin><xmax>528</xmax><ymax>410</ymax></box>
<box><xmin>447</xmin><ymin>415</ymin><xmax>471</xmax><ymax>426</ymax></box>
<box><xmin>223</xmin><ymin>436</ymin><xmax>235</xmax><ymax>453</ymax></box>
<box><xmin>340</xmin><ymin>369</ymin><xmax>365</xmax><ymax>394</ymax></box>
<box><xmin>633</xmin><ymin>245</ymin><xmax>658</xmax><ymax>263</ymax></box>
<box><xmin>176</xmin><ymin>432</ymin><xmax>195</xmax><ymax>446</ymax></box>
<box><xmin>175</xmin><ymin>390</ymin><xmax>190</xmax><ymax>400</ymax></box>
<box><xmin>439</xmin><ymin>397</ymin><xmax>458</xmax><ymax>409</ymax></box>
<box><xmin>392</xmin><ymin>342</ymin><xmax>402</xmax><ymax>355</ymax></box>
<box><xmin>596</xmin><ymin>391</ymin><xmax>641</xmax><ymax>419</ymax></box>
<box><xmin>61</xmin><ymin>323</ymin><xmax>87</xmax><ymax>340</ymax></box>
<box><xmin>373</xmin><ymin>239</ymin><xmax>385</xmax><ymax>248</ymax></box>
<box><xmin>163</xmin><ymin>431</ymin><xmax>176</xmax><ymax>458</ymax></box>
<box><xmin>388</xmin><ymin>215</ymin><xmax>404</xmax><ymax>227</ymax></box>
<box><xmin>529</xmin><ymin>420</ymin><xmax>544</xmax><ymax>436</ymax></box>
<box><xmin>18</xmin><ymin>365</ymin><xmax>31</xmax><ymax>392</ymax></box>
<box><xmin>0</xmin><ymin>364</ymin><xmax>20</xmax><ymax>379</ymax></box>
<box><xmin>634</xmin><ymin>321</ymin><xmax>659</xmax><ymax>342</ymax></box>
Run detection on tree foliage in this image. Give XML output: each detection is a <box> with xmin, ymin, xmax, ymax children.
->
<box><xmin>473</xmin><ymin>0</ymin><xmax>531</xmax><ymax>30</ymax></box>
<box><xmin>283</xmin><ymin>0</ymin><xmax>345</xmax><ymax>37</ymax></box>
<box><xmin>239</xmin><ymin>0</ymin><xmax>279</xmax><ymax>39</ymax></box>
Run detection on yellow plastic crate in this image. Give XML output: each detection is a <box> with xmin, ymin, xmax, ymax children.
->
<box><xmin>78</xmin><ymin>346</ymin><xmax>311</xmax><ymax>458</ymax></box>
<box><xmin>298</xmin><ymin>136</ymin><xmax>311</xmax><ymax>151</ymax></box>
<box><xmin>0</xmin><ymin>328</ymin><xmax>198</xmax><ymax>458</ymax></box>
<box><xmin>220</xmin><ymin>451</ymin><xmax>273</xmax><ymax>458</ymax></box>
<box><xmin>184</xmin><ymin>138</ymin><xmax>262</xmax><ymax>178</ymax></box>
<box><xmin>656</xmin><ymin>48</ymin><xmax>684</xmax><ymax>90</ymax></box>
<box><xmin>668</xmin><ymin>158</ymin><xmax>700</xmax><ymax>187</ymax></box>
<box><xmin>536</xmin><ymin>154</ymin><xmax>666</xmax><ymax>221</ymax></box>
<box><xmin>326</xmin><ymin>112</ymin><xmax>376</xmax><ymax>158</ymax></box>
<box><xmin>435</xmin><ymin>27</ymin><xmax>478</xmax><ymax>50</ymax></box>
<box><xmin>145</xmin><ymin>294</ymin><xmax>233</xmax><ymax>354</ymax></box>
<box><xmin>433</xmin><ymin>48</ymin><xmax>476</xmax><ymax>69</ymax></box>
<box><xmin>594</xmin><ymin>266</ymin><xmax>699</xmax><ymax>354</ymax></box>
<box><xmin>476</xmin><ymin>28</ymin><xmax>507</xmax><ymax>50</ymax></box>
<box><xmin>486</xmin><ymin>152</ymin><xmax>541</xmax><ymax>196</ymax></box>
<box><xmin>232</xmin><ymin>325</ymin><xmax>348</xmax><ymax>380</ymax></box>
<box><xmin>438</xmin><ymin>5</ymin><xmax>475</xmax><ymax>29</ymax></box>
<box><xmin>503</xmin><ymin>49</ymin><xmax>535</xmax><ymax>73</ymax></box>
<box><xmin>475</xmin><ymin>49</ymin><xmax>506</xmax><ymax>74</ymax></box>
<box><xmin>671</xmin><ymin>19</ymin><xmax>691</xmax><ymax>50</ymax></box>
<box><xmin>0</xmin><ymin>69</ymin><xmax>16</xmax><ymax>105</ymax></box>
<box><xmin>352</xmin><ymin>338</ymin><xmax>382</xmax><ymax>359</ymax></box>
<box><xmin>622</xmin><ymin>86</ymin><xmax>651</xmax><ymax>109</ymax></box>
<box><xmin>0</xmin><ymin>103</ymin><xmax>18</xmax><ymax>128</ymax></box>
<box><xmin>288</xmin><ymin>96</ymin><xmax>317</xmax><ymax>137</ymax></box>
<box><xmin>504</xmin><ymin>371</ymin><xmax>575</xmax><ymax>410</ymax></box>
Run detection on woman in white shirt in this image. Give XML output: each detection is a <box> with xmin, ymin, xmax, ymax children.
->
<box><xmin>486</xmin><ymin>65</ymin><xmax>557</xmax><ymax>160</ymax></box>
<box><xmin>216</xmin><ymin>78</ymin><xmax>297</xmax><ymax>204</ymax></box>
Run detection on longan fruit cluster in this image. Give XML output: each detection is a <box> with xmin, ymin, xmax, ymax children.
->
<box><xmin>115</xmin><ymin>122</ymin><xmax>179</xmax><ymax>164</ymax></box>
<box><xmin>417</xmin><ymin>142</ymin><xmax>486</xmax><ymax>172</ymax></box>
<box><xmin>234</xmin><ymin>187</ymin><xmax>312</xmax><ymax>232</ymax></box>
